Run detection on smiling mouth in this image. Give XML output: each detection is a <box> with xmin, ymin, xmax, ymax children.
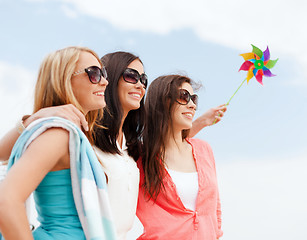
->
<box><xmin>129</xmin><ymin>93</ymin><xmax>141</xmax><ymax>99</ymax></box>
<box><xmin>94</xmin><ymin>91</ymin><xmax>104</xmax><ymax>96</ymax></box>
<box><xmin>183</xmin><ymin>113</ymin><xmax>193</xmax><ymax>118</ymax></box>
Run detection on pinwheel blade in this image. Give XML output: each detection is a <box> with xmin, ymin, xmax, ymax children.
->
<box><xmin>262</xmin><ymin>66</ymin><xmax>269</xmax><ymax>71</ymax></box>
<box><xmin>263</xmin><ymin>69</ymin><xmax>275</xmax><ymax>77</ymax></box>
<box><xmin>263</xmin><ymin>46</ymin><xmax>270</xmax><ymax>61</ymax></box>
<box><xmin>246</xmin><ymin>69</ymin><xmax>254</xmax><ymax>83</ymax></box>
<box><xmin>252</xmin><ymin>44</ymin><xmax>263</xmax><ymax>59</ymax></box>
<box><xmin>265</xmin><ymin>59</ymin><xmax>279</xmax><ymax>69</ymax></box>
<box><xmin>255</xmin><ymin>70</ymin><xmax>263</xmax><ymax>85</ymax></box>
<box><xmin>240</xmin><ymin>52</ymin><xmax>255</xmax><ymax>61</ymax></box>
<box><xmin>239</xmin><ymin>61</ymin><xmax>253</xmax><ymax>71</ymax></box>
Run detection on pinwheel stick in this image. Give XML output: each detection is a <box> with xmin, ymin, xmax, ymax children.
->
<box><xmin>213</xmin><ymin>78</ymin><xmax>247</xmax><ymax>125</ymax></box>
<box><xmin>226</xmin><ymin>78</ymin><xmax>247</xmax><ymax>105</ymax></box>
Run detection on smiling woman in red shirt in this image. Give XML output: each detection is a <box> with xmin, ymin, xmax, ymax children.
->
<box><xmin>137</xmin><ymin>74</ymin><xmax>223</xmax><ymax>240</ymax></box>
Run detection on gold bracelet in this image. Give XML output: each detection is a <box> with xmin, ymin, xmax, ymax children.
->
<box><xmin>16</xmin><ymin>115</ymin><xmax>31</xmax><ymax>134</ymax></box>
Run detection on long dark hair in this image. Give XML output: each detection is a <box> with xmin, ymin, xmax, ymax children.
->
<box><xmin>141</xmin><ymin>74</ymin><xmax>194</xmax><ymax>200</ymax></box>
<box><xmin>94</xmin><ymin>51</ymin><xmax>145</xmax><ymax>161</ymax></box>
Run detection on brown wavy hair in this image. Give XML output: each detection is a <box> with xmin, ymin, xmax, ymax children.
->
<box><xmin>141</xmin><ymin>74</ymin><xmax>196</xmax><ymax>200</ymax></box>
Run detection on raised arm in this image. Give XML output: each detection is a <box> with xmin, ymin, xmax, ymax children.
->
<box><xmin>0</xmin><ymin>128</ymin><xmax>69</xmax><ymax>239</ymax></box>
<box><xmin>189</xmin><ymin>104</ymin><xmax>227</xmax><ymax>138</ymax></box>
<box><xmin>0</xmin><ymin>104</ymin><xmax>87</xmax><ymax>161</ymax></box>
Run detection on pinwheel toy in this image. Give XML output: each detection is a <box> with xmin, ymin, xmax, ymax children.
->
<box><xmin>239</xmin><ymin>44</ymin><xmax>278</xmax><ymax>85</ymax></box>
<box><xmin>213</xmin><ymin>44</ymin><xmax>278</xmax><ymax>124</ymax></box>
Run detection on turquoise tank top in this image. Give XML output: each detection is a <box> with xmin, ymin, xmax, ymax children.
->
<box><xmin>33</xmin><ymin>169</ymin><xmax>86</xmax><ymax>239</ymax></box>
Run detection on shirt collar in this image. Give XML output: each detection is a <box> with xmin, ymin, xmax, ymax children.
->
<box><xmin>117</xmin><ymin>134</ymin><xmax>128</xmax><ymax>151</ymax></box>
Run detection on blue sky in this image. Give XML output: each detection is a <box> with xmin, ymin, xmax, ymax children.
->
<box><xmin>1</xmin><ymin>0</ymin><xmax>307</xmax><ymax>239</ymax></box>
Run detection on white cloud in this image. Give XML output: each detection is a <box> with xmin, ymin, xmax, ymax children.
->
<box><xmin>0</xmin><ymin>61</ymin><xmax>36</xmax><ymax>137</ymax></box>
<box><xmin>58</xmin><ymin>0</ymin><xmax>307</xmax><ymax>85</ymax></box>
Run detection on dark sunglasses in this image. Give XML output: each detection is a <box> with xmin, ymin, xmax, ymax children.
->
<box><xmin>123</xmin><ymin>68</ymin><xmax>148</xmax><ymax>88</ymax></box>
<box><xmin>176</xmin><ymin>89</ymin><xmax>198</xmax><ymax>106</ymax></box>
<box><xmin>73</xmin><ymin>66</ymin><xmax>108</xmax><ymax>84</ymax></box>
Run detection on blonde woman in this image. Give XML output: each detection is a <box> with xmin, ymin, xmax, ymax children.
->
<box><xmin>0</xmin><ymin>47</ymin><xmax>115</xmax><ymax>239</ymax></box>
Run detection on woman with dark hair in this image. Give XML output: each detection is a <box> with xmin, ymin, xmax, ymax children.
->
<box><xmin>0</xmin><ymin>51</ymin><xmax>226</xmax><ymax>240</ymax></box>
<box><xmin>137</xmin><ymin>75</ymin><xmax>223</xmax><ymax>240</ymax></box>
<box><xmin>93</xmin><ymin>51</ymin><xmax>147</xmax><ymax>240</ymax></box>
<box><xmin>95</xmin><ymin>52</ymin><xmax>145</xmax><ymax>161</ymax></box>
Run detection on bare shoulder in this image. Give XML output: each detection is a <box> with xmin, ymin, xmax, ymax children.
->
<box><xmin>36</xmin><ymin>127</ymin><xmax>70</xmax><ymax>143</ymax></box>
<box><xmin>30</xmin><ymin>127</ymin><xmax>69</xmax><ymax>149</ymax></box>
<box><xmin>1</xmin><ymin>128</ymin><xmax>71</xmax><ymax>198</ymax></box>
<box><xmin>25</xmin><ymin>127</ymin><xmax>70</xmax><ymax>167</ymax></box>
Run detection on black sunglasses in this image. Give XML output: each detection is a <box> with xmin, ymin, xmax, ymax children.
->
<box><xmin>123</xmin><ymin>68</ymin><xmax>148</xmax><ymax>88</ymax></box>
<box><xmin>176</xmin><ymin>89</ymin><xmax>198</xmax><ymax>106</ymax></box>
<box><xmin>73</xmin><ymin>66</ymin><xmax>108</xmax><ymax>84</ymax></box>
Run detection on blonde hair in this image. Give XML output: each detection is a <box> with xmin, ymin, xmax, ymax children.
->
<box><xmin>33</xmin><ymin>46</ymin><xmax>103</xmax><ymax>143</ymax></box>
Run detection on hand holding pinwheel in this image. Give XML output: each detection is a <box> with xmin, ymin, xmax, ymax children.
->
<box><xmin>213</xmin><ymin>44</ymin><xmax>278</xmax><ymax>124</ymax></box>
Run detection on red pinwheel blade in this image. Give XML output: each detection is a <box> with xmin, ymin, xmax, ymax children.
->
<box><xmin>239</xmin><ymin>61</ymin><xmax>253</xmax><ymax>71</ymax></box>
<box><xmin>255</xmin><ymin>70</ymin><xmax>264</xmax><ymax>85</ymax></box>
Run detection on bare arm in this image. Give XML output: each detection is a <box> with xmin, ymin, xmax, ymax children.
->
<box><xmin>0</xmin><ymin>128</ymin><xmax>21</xmax><ymax>161</ymax></box>
<box><xmin>0</xmin><ymin>104</ymin><xmax>87</xmax><ymax>161</ymax></box>
<box><xmin>189</xmin><ymin>104</ymin><xmax>227</xmax><ymax>138</ymax></box>
<box><xmin>0</xmin><ymin>128</ymin><xmax>69</xmax><ymax>239</ymax></box>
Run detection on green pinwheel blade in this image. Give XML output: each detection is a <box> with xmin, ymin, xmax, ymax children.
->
<box><xmin>251</xmin><ymin>44</ymin><xmax>263</xmax><ymax>59</ymax></box>
<box><xmin>265</xmin><ymin>58</ymin><xmax>279</xmax><ymax>69</ymax></box>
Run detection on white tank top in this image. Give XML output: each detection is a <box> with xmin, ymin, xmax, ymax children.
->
<box><xmin>167</xmin><ymin>169</ymin><xmax>199</xmax><ymax>211</ymax></box>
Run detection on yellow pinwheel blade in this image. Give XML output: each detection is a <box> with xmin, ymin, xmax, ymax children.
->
<box><xmin>240</xmin><ymin>52</ymin><xmax>255</xmax><ymax>61</ymax></box>
<box><xmin>246</xmin><ymin>69</ymin><xmax>254</xmax><ymax>83</ymax></box>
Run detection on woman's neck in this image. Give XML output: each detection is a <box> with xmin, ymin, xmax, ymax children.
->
<box><xmin>117</xmin><ymin>110</ymin><xmax>128</xmax><ymax>149</ymax></box>
<box><xmin>164</xmin><ymin>129</ymin><xmax>196</xmax><ymax>172</ymax></box>
<box><xmin>165</xmin><ymin>129</ymin><xmax>184</xmax><ymax>151</ymax></box>
<box><xmin>164</xmin><ymin>129</ymin><xmax>187</xmax><ymax>162</ymax></box>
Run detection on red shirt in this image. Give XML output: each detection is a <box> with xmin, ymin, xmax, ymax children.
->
<box><xmin>137</xmin><ymin>138</ymin><xmax>223</xmax><ymax>240</ymax></box>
